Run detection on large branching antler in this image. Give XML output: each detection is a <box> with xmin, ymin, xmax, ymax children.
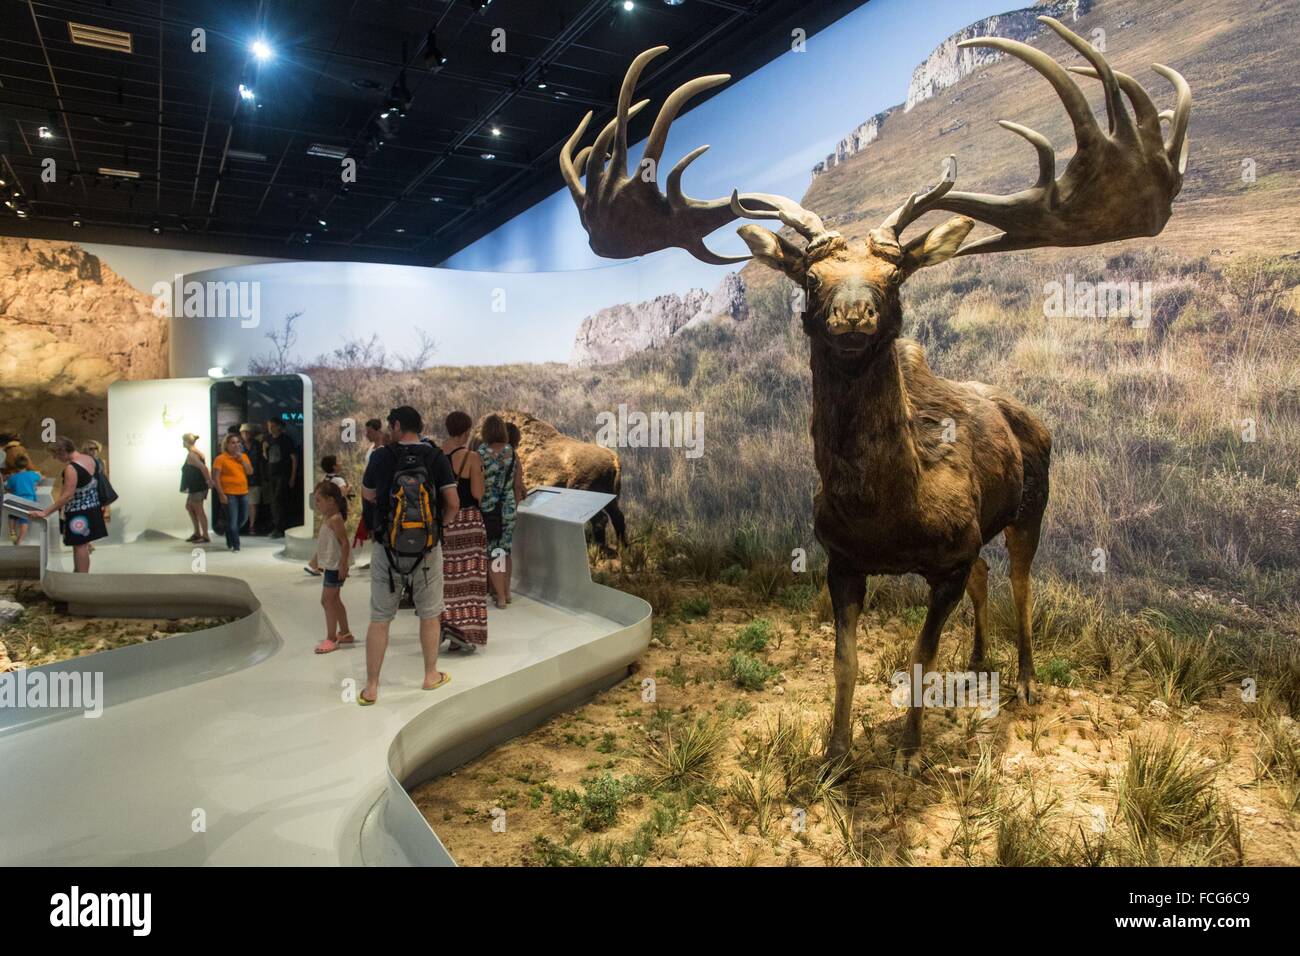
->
<box><xmin>560</xmin><ymin>46</ymin><xmax>828</xmax><ymax>266</ymax></box>
<box><xmin>560</xmin><ymin>46</ymin><xmax>741</xmax><ymax>264</ymax></box>
<box><xmin>927</xmin><ymin>16</ymin><xmax>1191</xmax><ymax>256</ymax></box>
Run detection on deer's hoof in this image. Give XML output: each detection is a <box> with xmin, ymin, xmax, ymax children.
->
<box><xmin>893</xmin><ymin>748</ymin><xmax>923</xmax><ymax>777</ymax></box>
<box><xmin>824</xmin><ymin>738</ymin><xmax>850</xmax><ymax>764</ymax></box>
<box><xmin>1017</xmin><ymin>677</ymin><xmax>1038</xmax><ymax>707</ymax></box>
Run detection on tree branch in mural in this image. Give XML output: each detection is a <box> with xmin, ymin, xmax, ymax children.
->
<box><xmin>249</xmin><ymin>311</ymin><xmax>305</xmax><ymax>374</ymax></box>
<box><xmin>248</xmin><ymin>315</ymin><xmax>438</xmax><ymax>377</ymax></box>
<box><xmin>562</xmin><ymin>17</ymin><xmax>1192</xmax><ymax>770</ymax></box>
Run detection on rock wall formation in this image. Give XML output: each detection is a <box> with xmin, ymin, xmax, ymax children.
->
<box><xmin>570</xmin><ymin>272</ymin><xmax>748</xmax><ymax>367</ymax></box>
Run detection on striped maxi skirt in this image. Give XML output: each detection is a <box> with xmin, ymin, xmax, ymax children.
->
<box><xmin>440</xmin><ymin>505</ymin><xmax>489</xmax><ymax>645</ymax></box>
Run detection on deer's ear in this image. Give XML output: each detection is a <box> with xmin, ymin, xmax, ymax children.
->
<box><xmin>737</xmin><ymin>225</ymin><xmax>806</xmax><ymax>281</ymax></box>
<box><xmin>901</xmin><ymin>216</ymin><xmax>975</xmax><ymax>272</ymax></box>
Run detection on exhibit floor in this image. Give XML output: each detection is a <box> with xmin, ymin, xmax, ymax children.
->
<box><xmin>0</xmin><ymin>520</ymin><xmax>650</xmax><ymax>865</ymax></box>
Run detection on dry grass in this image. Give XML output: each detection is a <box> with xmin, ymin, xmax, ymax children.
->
<box><xmin>411</xmin><ymin>570</ymin><xmax>1300</xmax><ymax>867</ymax></box>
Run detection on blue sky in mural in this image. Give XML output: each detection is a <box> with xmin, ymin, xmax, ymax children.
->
<box><xmin>445</xmin><ymin>0</ymin><xmax>1012</xmax><ymax>291</ymax></box>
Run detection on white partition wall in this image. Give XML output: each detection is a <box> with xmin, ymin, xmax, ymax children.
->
<box><xmin>106</xmin><ymin>377</ymin><xmax>212</xmax><ymax>542</ymax></box>
<box><xmin>106</xmin><ymin>374</ymin><xmax>315</xmax><ymax>541</ymax></box>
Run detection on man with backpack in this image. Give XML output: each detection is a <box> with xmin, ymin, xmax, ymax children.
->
<box><xmin>358</xmin><ymin>406</ymin><xmax>460</xmax><ymax>705</ymax></box>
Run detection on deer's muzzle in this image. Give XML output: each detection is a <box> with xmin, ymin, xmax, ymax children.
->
<box><xmin>827</xmin><ymin>298</ymin><xmax>880</xmax><ymax>336</ymax></box>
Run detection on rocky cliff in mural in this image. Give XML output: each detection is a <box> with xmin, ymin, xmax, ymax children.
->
<box><xmin>570</xmin><ymin>272</ymin><xmax>747</xmax><ymax>366</ymax></box>
<box><xmin>0</xmin><ymin>237</ymin><xmax>165</xmax><ymax>460</ymax></box>
<box><xmin>812</xmin><ymin>0</ymin><xmax>1091</xmax><ymax>179</ymax></box>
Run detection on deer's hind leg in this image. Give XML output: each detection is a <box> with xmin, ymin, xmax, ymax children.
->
<box><xmin>965</xmin><ymin>556</ymin><xmax>989</xmax><ymax>670</ymax></box>
<box><xmin>1004</xmin><ymin>513</ymin><xmax>1043</xmax><ymax>706</ymax></box>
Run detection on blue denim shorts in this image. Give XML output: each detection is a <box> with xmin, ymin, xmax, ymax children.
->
<box><xmin>323</xmin><ymin>568</ymin><xmax>344</xmax><ymax>588</ymax></box>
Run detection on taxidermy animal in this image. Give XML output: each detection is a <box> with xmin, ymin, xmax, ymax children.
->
<box><xmin>560</xmin><ymin>17</ymin><xmax>1190</xmax><ymax>769</ymax></box>
<box><xmin>491</xmin><ymin>409</ymin><xmax>627</xmax><ymax>554</ymax></box>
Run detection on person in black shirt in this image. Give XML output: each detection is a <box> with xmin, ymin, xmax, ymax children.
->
<box><xmin>264</xmin><ymin>418</ymin><xmax>297</xmax><ymax>538</ymax></box>
<box><xmin>358</xmin><ymin>405</ymin><xmax>459</xmax><ymax>705</ymax></box>
<box><xmin>239</xmin><ymin>423</ymin><xmax>264</xmax><ymax>534</ymax></box>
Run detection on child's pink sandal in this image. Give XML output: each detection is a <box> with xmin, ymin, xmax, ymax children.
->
<box><xmin>336</xmin><ymin>632</ymin><xmax>356</xmax><ymax>645</ymax></box>
<box><xmin>314</xmin><ymin>637</ymin><xmax>340</xmax><ymax>654</ymax></box>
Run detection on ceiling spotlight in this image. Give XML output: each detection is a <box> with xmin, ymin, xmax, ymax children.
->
<box><xmin>150</xmin><ymin>220</ymin><xmax>162</xmax><ymax>234</ymax></box>
<box><xmin>480</xmin><ymin>152</ymin><xmax>496</xmax><ymax>160</ymax></box>
<box><xmin>0</xmin><ymin>177</ymin><xmax>6</xmax><ymax>187</ymax></box>
<box><xmin>16</xmin><ymin>208</ymin><xmax>29</xmax><ymax>218</ymax></box>
<box><xmin>394</xmin><ymin>227</ymin><xmax>406</xmax><ymax>233</ymax></box>
<box><xmin>208</xmin><ymin>366</ymin><xmax>227</xmax><ymax>378</ymax></box>
<box><xmin>663</xmin><ymin>0</ymin><xmax>685</xmax><ymax>5</ymax></box>
<box><xmin>491</xmin><ymin>126</ymin><xmax>501</xmax><ymax>136</ymax></box>
<box><xmin>535</xmin><ymin>68</ymin><xmax>548</xmax><ymax>90</ymax></box>
<box><xmin>238</xmin><ymin>83</ymin><xmax>256</xmax><ymax>102</ymax></box>
<box><xmin>421</xmin><ymin>30</ymin><xmax>447</xmax><ymax>71</ymax></box>
<box><xmin>431</xmin><ymin>196</ymin><xmax>443</xmax><ymax>203</ymax></box>
<box><xmin>317</xmin><ymin>218</ymin><xmax>327</xmax><ymax>227</ymax></box>
<box><xmin>71</xmin><ymin>216</ymin><xmax>83</xmax><ymax>227</ymax></box>
<box><xmin>38</xmin><ymin>126</ymin><xmax>54</xmax><ymax>139</ymax></box>
<box><xmin>250</xmin><ymin>39</ymin><xmax>273</xmax><ymax>62</ymax></box>
<box><xmin>623</xmin><ymin>0</ymin><xmax>635</xmax><ymax>10</ymax></box>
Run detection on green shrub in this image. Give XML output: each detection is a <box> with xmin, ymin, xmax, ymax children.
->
<box><xmin>550</xmin><ymin>773</ymin><xmax>630</xmax><ymax>832</ymax></box>
<box><xmin>678</xmin><ymin>595</ymin><xmax>711</xmax><ymax>620</ymax></box>
<box><xmin>719</xmin><ymin>564</ymin><xmax>745</xmax><ymax>586</ymax></box>
<box><xmin>1037</xmin><ymin>656</ymin><xmax>1078</xmax><ymax>688</ymax></box>
<box><xmin>778</xmin><ymin>582</ymin><xmax>818</xmax><ymax>612</ymax></box>
<box><xmin>732</xmin><ymin>618</ymin><xmax>774</xmax><ymax>653</ymax></box>
<box><xmin>731</xmin><ymin>651</ymin><xmax>779</xmax><ymax>691</ymax></box>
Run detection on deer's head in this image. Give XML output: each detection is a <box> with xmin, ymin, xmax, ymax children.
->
<box><xmin>729</xmin><ymin>164</ymin><xmax>973</xmax><ymax>368</ymax></box>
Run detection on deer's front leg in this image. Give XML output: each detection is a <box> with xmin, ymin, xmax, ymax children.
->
<box><xmin>826</xmin><ymin>558</ymin><xmax>866</xmax><ymax>762</ymax></box>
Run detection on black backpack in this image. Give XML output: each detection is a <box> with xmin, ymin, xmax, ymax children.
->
<box><xmin>381</xmin><ymin>442</ymin><xmax>443</xmax><ymax>586</ymax></box>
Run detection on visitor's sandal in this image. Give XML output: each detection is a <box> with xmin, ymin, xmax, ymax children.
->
<box><xmin>335</xmin><ymin>632</ymin><xmax>355</xmax><ymax>645</ymax></box>
<box><xmin>303</xmin><ymin>565</ymin><xmax>322</xmax><ymax>576</ymax></box>
<box><xmin>423</xmin><ymin>672</ymin><xmax>452</xmax><ymax>691</ymax></box>
<box><xmin>314</xmin><ymin>637</ymin><xmax>339</xmax><ymax>654</ymax></box>
<box><xmin>357</xmin><ymin>690</ymin><xmax>377</xmax><ymax>706</ymax></box>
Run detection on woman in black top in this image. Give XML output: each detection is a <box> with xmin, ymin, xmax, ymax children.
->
<box><xmin>180</xmin><ymin>433</ymin><xmax>213</xmax><ymax>543</ymax></box>
<box><xmin>437</xmin><ymin>411</ymin><xmax>489</xmax><ymax>645</ymax></box>
<box><xmin>35</xmin><ymin>437</ymin><xmax>107</xmax><ymax>572</ymax></box>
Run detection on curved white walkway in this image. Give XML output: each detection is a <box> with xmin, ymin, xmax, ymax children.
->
<box><xmin>0</xmin><ymin>510</ymin><xmax>649</xmax><ymax>865</ymax></box>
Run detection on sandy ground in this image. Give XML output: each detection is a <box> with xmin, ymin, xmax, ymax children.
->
<box><xmin>0</xmin><ymin>577</ymin><xmax>232</xmax><ymax>670</ymax></box>
<box><xmin>412</xmin><ymin>578</ymin><xmax>1300</xmax><ymax>867</ymax></box>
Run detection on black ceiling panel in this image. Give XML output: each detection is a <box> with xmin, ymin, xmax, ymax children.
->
<box><xmin>0</xmin><ymin>0</ymin><xmax>870</xmax><ymax>265</ymax></box>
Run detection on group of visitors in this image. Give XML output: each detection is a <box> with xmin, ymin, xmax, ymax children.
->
<box><xmin>4</xmin><ymin>435</ymin><xmax>114</xmax><ymax>573</ymax></box>
<box><xmin>312</xmin><ymin>406</ymin><xmax>525</xmax><ymax>706</ymax></box>
<box><xmin>180</xmin><ymin>420</ymin><xmax>299</xmax><ymax>549</ymax></box>
<box><xmin>2</xmin><ymin>407</ymin><xmax>527</xmax><ymax>704</ymax></box>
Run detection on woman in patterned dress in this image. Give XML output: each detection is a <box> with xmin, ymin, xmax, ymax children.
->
<box><xmin>477</xmin><ymin>414</ymin><xmax>525</xmax><ymax>608</ymax></box>
<box><xmin>438</xmin><ymin>411</ymin><xmax>488</xmax><ymax>648</ymax></box>
<box><xmin>35</xmin><ymin>436</ymin><xmax>107</xmax><ymax>573</ymax></box>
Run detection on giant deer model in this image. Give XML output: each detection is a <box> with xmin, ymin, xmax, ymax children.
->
<box><xmin>561</xmin><ymin>17</ymin><xmax>1190</xmax><ymax>769</ymax></box>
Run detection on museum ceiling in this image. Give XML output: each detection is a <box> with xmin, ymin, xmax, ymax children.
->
<box><xmin>0</xmin><ymin>0</ymin><xmax>869</xmax><ymax>264</ymax></box>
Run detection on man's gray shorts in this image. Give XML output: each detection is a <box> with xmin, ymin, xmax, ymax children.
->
<box><xmin>370</xmin><ymin>545</ymin><xmax>444</xmax><ymax>623</ymax></box>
